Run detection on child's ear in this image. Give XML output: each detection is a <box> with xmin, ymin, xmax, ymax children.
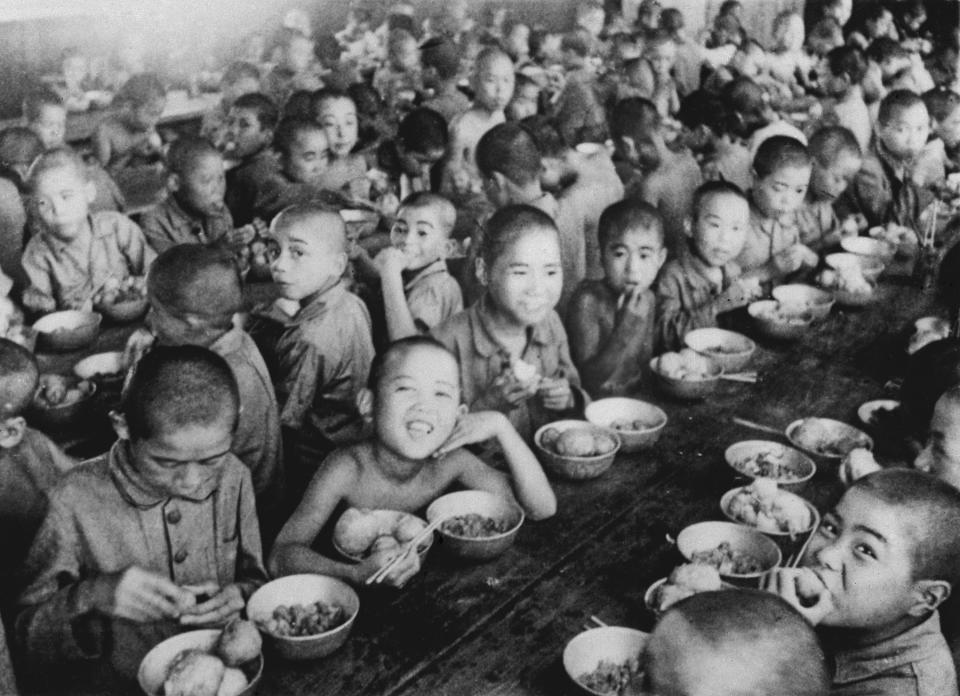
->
<box><xmin>334</xmin><ymin>251</ymin><xmax>349</xmax><ymax>278</ymax></box>
<box><xmin>619</xmin><ymin>136</ymin><xmax>637</xmax><ymax>160</ymax></box>
<box><xmin>0</xmin><ymin>416</ymin><xmax>26</xmax><ymax>449</ymax></box>
<box><xmin>655</xmin><ymin>246</ymin><xmax>668</xmax><ymax>268</ymax></box>
<box><xmin>456</xmin><ymin>403</ymin><xmax>468</xmax><ymax>418</ymax></box>
<box><xmin>84</xmin><ymin>180</ymin><xmax>97</xmax><ymax>204</ymax></box>
<box><xmin>356</xmin><ymin>388</ymin><xmax>374</xmax><ymax>421</ymax></box>
<box><xmin>909</xmin><ymin>579</ymin><xmax>951</xmax><ymax>616</ymax></box>
<box><xmin>109</xmin><ymin>409</ymin><xmax>130</xmax><ymax>441</ymax></box>
<box><xmin>475</xmin><ymin>257</ymin><xmax>488</xmax><ymax>287</ymax></box>
<box><xmin>167</xmin><ymin>172</ymin><xmax>181</xmax><ymax>193</ymax></box>
<box><xmin>683</xmin><ymin>216</ymin><xmax>694</xmax><ymax>238</ymax></box>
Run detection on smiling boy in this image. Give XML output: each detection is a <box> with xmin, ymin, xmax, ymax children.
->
<box><xmin>269</xmin><ymin>336</ymin><xmax>555</xmax><ymax>588</ymax></box>
<box><xmin>768</xmin><ymin>469</ymin><xmax>960</xmax><ymax>696</ymax></box>
<box><xmin>374</xmin><ymin>192</ymin><xmax>463</xmax><ymax>341</ymax></box>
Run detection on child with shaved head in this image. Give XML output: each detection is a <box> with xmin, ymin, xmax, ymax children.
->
<box><xmin>374</xmin><ymin>192</ymin><xmax>463</xmax><ymax>342</ymax></box>
<box><xmin>266</xmin><ymin>204</ymin><xmax>374</xmax><ymax>493</ymax></box>
<box><xmin>768</xmin><ymin>469</ymin><xmax>960</xmax><ymax>696</ymax></box>
<box><xmin>645</xmin><ymin>589</ymin><xmax>829</xmax><ymax>696</ymax></box>
<box><xmin>17</xmin><ymin>346</ymin><xmax>267</xmax><ymax>691</ymax></box>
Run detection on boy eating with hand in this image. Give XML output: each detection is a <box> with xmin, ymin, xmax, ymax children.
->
<box><xmin>374</xmin><ymin>192</ymin><xmax>463</xmax><ymax>342</ymax></box>
<box><xmin>566</xmin><ymin>200</ymin><xmax>666</xmax><ymax>397</ymax></box>
<box><xmin>21</xmin><ymin>148</ymin><xmax>155</xmax><ymax>313</ymax></box>
<box><xmin>16</xmin><ymin>346</ymin><xmax>267</xmax><ymax>691</ymax></box>
<box><xmin>269</xmin><ymin>336</ymin><xmax>555</xmax><ymax>588</ymax></box>
<box><xmin>656</xmin><ymin>181</ymin><xmax>762</xmax><ymax>352</ymax></box>
<box><xmin>767</xmin><ymin>468</ymin><xmax>960</xmax><ymax>696</ymax></box>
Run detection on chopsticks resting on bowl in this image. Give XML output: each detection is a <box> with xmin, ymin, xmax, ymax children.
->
<box><xmin>583</xmin><ymin>615</ymin><xmax>609</xmax><ymax>630</ymax></box>
<box><xmin>720</xmin><ymin>371</ymin><xmax>759</xmax><ymax>384</ymax></box>
<box><xmin>731</xmin><ymin>417</ymin><xmax>783</xmax><ymax>436</ymax></box>
<box><xmin>365</xmin><ymin>517</ymin><xmax>445</xmax><ymax>585</ymax></box>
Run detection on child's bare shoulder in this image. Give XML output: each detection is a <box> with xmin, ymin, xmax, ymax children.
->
<box><xmin>316</xmin><ymin>442</ymin><xmax>369</xmax><ymax>487</ymax></box>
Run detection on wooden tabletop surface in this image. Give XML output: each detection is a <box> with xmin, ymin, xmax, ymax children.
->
<box><xmin>28</xmin><ymin>267</ymin><xmax>936</xmax><ymax>695</ymax></box>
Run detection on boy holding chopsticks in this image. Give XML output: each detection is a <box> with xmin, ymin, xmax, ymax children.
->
<box><xmin>268</xmin><ymin>336</ymin><xmax>555</xmax><ymax>588</ymax></box>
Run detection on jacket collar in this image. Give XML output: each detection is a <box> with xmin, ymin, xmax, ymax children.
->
<box><xmin>833</xmin><ymin>613</ymin><xmax>944</xmax><ymax>685</ymax></box>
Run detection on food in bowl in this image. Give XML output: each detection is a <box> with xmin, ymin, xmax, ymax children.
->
<box><xmin>260</xmin><ymin>601</ymin><xmax>348</xmax><ymax>637</ymax></box>
<box><xmin>578</xmin><ymin>656</ymin><xmax>643</xmax><ymax>696</ymax></box>
<box><xmin>654</xmin><ymin>563</ymin><xmax>722</xmax><ymax>612</ymax></box>
<box><xmin>152</xmin><ymin>620</ymin><xmax>261</xmax><ymax>696</ymax></box>
<box><xmin>789</xmin><ymin>418</ymin><xmax>870</xmax><ymax>458</ymax></box>
<box><xmin>332</xmin><ymin>508</ymin><xmax>427</xmax><ymax>559</ymax></box>
<box><xmin>33</xmin><ymin>375</ymin><xmax>93</xmax><ymax>409</ymax></box>
<box><xmin>655</xmin><ymin>349</ymin><xmax>715</xmax><ymax>381</ymax></box>
<box><xmin>754</xmin><ymin>301</ymin><xmax>813</xmax><ymax>325</ymax></box>
<box><xmin>689</xmin><ymin>542</ymin><xmax>763</xmax><ymax>575</ymax></box>
<box><xmin>817</xmin><ymin>263</ymin><xmax>873</xmax><ymax>298</ymax></box>
<box><xmin>731</xmin><ymin>448</ymin><xmax>804</xmax><ymax>481</ymax></box>
<box><xmin>441</xmin><ymin>513</ymin><xmax>513</xmax><ymax>538</ymax></box>
<box><xmin>94</xmin><ymin>275</ymin><xmax>146</xmax><ymax>306</ymax></box>
<box><xmin>609</xmin><ymin>417</ymin><xmax>662</xmax><ymax>432</ymax></box>
<box><xmin>725</xmin><ymin>480</ymin><xmax>813</xmax><ymax>535</ymax></box>
<box><xmin>539</xmin><ymin>425</ymin><xmax>617</xmax><ymax>457</ymax></box>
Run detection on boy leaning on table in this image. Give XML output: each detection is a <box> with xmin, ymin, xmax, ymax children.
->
<box><xmin>767</xmin><ymin>468</ymin><xmax>960</xmax><ymax>696</ymax></box>
<box><xmin>15</xmin><ymin>346</ymin><xmax>267</xmax><ymax>692</ymax></box>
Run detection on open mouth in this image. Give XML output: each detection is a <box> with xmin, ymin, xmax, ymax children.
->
<box><xmin>406</xmin><ymin>419</ymin><xmax>435</xmax><ymax>438</ymax></box>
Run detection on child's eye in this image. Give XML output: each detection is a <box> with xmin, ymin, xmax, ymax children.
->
<box><xmin>854</xmin><ymin>543</ymin><xmax>877</xmax><ymax>560</ymax></box>
<box><xmin>435</xmin><ymin>390</ymin><xmax>454</xmax><ymax>399</ymax></box>
<box><xmin>819</xmin><ymin>518</ymin><xmax>839</xmax><ymax>536</ymax></box>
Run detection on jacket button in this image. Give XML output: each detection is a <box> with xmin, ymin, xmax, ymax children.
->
<box><xmin>174</xmin><ymin>549</ymin><xmax>188</xmax><ymax>564</ymax></box>
<box><xmin>166</xmin><ymin>509</ymin><xmax>181</xmax><ymax>524</ymax></box>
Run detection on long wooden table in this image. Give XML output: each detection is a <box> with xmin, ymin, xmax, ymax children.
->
<box><xmin>27</xmin><ymin>270</ymin><xmax>936</xmax><ymax>695</ymax></box>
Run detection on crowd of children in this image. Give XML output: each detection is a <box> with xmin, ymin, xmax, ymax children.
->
<box><xmin>0</xmin><ymin>0</ymin><xmax>959</xmax><ymax>693</ymax></box>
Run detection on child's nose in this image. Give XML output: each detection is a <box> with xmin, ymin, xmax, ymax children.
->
<box><xmin>178</xmin><ymin>463</ymin><xmax>204</xmax><ymax>491</ymax></box>
<box><xmin>813</xmin><ymin>539</ymin><xmax>842</xmax><ymax>570</ymax></box>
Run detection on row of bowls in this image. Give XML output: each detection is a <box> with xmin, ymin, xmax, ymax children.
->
<box><xmin>29</xmin><ymin>298</ymin><xmax>147</xmax><ymax>353</ymax></box>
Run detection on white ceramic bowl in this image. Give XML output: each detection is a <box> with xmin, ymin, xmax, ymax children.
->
<box><xmin>427</xmin><ymin>491</ymin><xmax>524</xmax><ymax>561</ymax></box>
<box><xmin>720</xmin><ymin>487</ymin><xmax>820</xmax><ymax>537</ymax></box>
<box><xmin>786</xmin><ymin>417</ymin><xmax>873</xmax><ymax>460</ymax></box>
<box><xmin>584</xmin><ymin>398</ymin><xmax>667</xmax><ymax>453</ymax></box>
<box><xmin>246</xmin><ymin>574</ymin><xmax>359</xmax><ymax>661</ymax></box>
<box><xmin>534</xmin><ymin>420</ymin><xmax>621</xmax><ymax>479</ymax></box>
<box><xmin>30</xmin><ymin>376</ymin><xmax>97</xmax><ymax>429</ymax></box>
<box><xmin>649</xmin><ymin>356</ymin><xmax>723</xmax><ymax>400</ymax></box>
<box><xmin>825</xmin><ymin>252</ymin><xmax>884</xmax><ymax>282</ymax></box>
<box><xmin>724</xmin><ymin>440</ymin><xmax>816</xmax><ymax>492</ymax></box>
<box><xmin>73</xmin><ymin>351</ymin><xmax>127</xmax><ymax>386</ymax></box>
<box><xmin>841</xmin><ymin>236</ymin><xmax>895</xmax><ymax>264</ymax></box>
<box><xmin>683</xmin><ymin>328</ymin><xmax>756</xmax><ymax>372</ymax></box>
<box><xmin>770</xmin><ymin>284</ymin><xmax>835</xmax><ymax>321</ymax></box>
<box><xmin>33</xmin><ymin>311</ymin><xmax>101</xmax><ymax>352</ymax></box>
<box><xmin>676</xmin><ymin>520</ymin><xmax>782</xmax><ymax>584</ymax></box>
<box><xmin>857</xmin><ymin>399</ymin><xmax>901</xmax><ymax>427</ymax></box>
<box><xmin>748</xmin><ymin>300</ymin><xmax>814</xmax><ymax>341</ymax></box>
<box><xmin>137</xmin><ymin>629</ymin><xmax>262</xmax><ymax>696</ymax></box>
<box><xmin>562</xmin><ymin>626</ymin><xmax>648</xmax><ymax>696</ymax></box>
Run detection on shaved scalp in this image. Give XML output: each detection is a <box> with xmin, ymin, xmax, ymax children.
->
<box><xmin>367</xmin><ymin>335</ymin><xmax>459</xmax><ymax>391</ymax></box>
<box><xmin>270</xmin><ymin>204</ymin><xmax>347</xmax><ymax>254</ymax></box>
<box><xmin>649</xmin><ymin>589</ymin><xmax>829</xmax><ymax>696</ymax></box>
<box><xmin>122</xmin><ymin>345</ymin><xmax>239</xmax><ymax>441</ymax></box>
<box><xmin>0</xmin><ymin>339</ymin><xmax>38</xmax><ymax>418</ymax></box>
<box><xmin>851</xmin><ymin>468</ymin><xmax>960</xmax><ymax>585</ymax></box>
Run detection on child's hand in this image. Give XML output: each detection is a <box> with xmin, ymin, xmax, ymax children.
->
<box><xmin>776</xmin><ymin>244</ymin><xmax>819</xmax><ymax>273</ymax></box>
<box><xmin>373</xmin><ymin>246</ymin><xmax>408</xmax><ymax>277</ymax></box>
<box><xmin>122</xmin><ymin>327</ymin><xmax>155</xmax><ymax>371</ymax></box>
<box><xmin>22</xmin><ymin>288</ymin><xmax>56</xmax><ymax>314</ymax></box>
<box><xmin>230</xmin><ymin>224</ymin><xmax>258</xmax><ymax>247</ymax></box>
<box><xmin>357</xmin><ymin>544</ymin><xmax>421</xmax><ymax>588</ymax></box>
<box><xmin>178</xmin><ymin>583</ymin><xmax>245</xmax><ymax>626</ymax></box>
<box><xmin>478</xmin><ymin>373</ymin><xmax>538</xmax><ymax>412</ymax></box>
<box><xmin>763</xmin><ymin>568</ymin><xmax>834</xmax><ymax>626</ymax></box>
<box><xmin>616</xmin><ymin>284</ymin><xmax>654</xmax><ymax>322</ymax></box>
<box><xmin>538</xmin><ymin>376</ymin><xmax>574</xmax><ymax>411</ymax></box>
<box><xmin>108</xmin><ymin>566</ymin><xmax>197</xmax><ymax>622</ymax></box>
<box><xmin>433</xmin><ymin>411</ymin><xmax>509</xmax><ymax>458</ymax></box>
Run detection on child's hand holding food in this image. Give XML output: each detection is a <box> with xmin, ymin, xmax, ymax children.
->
<box><xmin>98</xmin><ymin>566</ymin><xmax>198</xmax><ymax>623</ymax></box>
<box><xmin>373</xmin><ymin>246</ymin><xmax>409</xmax><ymax>277</ymax></box>
<box><xmin>616</xmin><ymin>284</ymin><xmax>654</xmax><ymax>323</ymax></box>
<box><xmin>776</xmin><ymin>244</ymin><xmax>819</xmax><ymax>273</ymax></box>
<box><xmin>357</xmin><ymin>538</ymin><xmax>421</xmax><ymax>588</ymax></box>
<box><xmin>178</xmin><ymin>582</ymin><xmax>245</xmax><ymax>627</ymax></box>
<box><xmin>764</xmin><ymin>567</ymin><xmax>834</xmax><ymax>626</ymax></box>
<box><xmin>123</xmin><ymin>327</ymin><xmax>156</xmax><ymax>370</ymax></box>
<box><xmin>478</xmin><ymin>372</ymin><xmax>538</xmax><ymax>411</ymax></box>
<box><xmin>538</xmin><ymin>376</ymin><xmax>574</xmax><ymax>411</ymax></box>
<box><xmin>22</xmin><ymin>288</ymin><xmax>56</xmax><ymax>314</ymax></box>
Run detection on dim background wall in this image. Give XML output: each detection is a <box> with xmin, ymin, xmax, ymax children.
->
<box><xmin>0</xmin><ymin>0</ymin><xmax>802</xmax><ymax>118</ymax></box>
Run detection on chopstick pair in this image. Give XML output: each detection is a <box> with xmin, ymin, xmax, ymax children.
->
<box><xmin>731</xmin><ymin>417</ymin><xmax>782</xmax><ymax>437</ymax></box>
<box><xmin>583</xmin><ymin>615</ymin><xmax>609</xmax><ymax>631</ymax></box>
<box><xmin>365</xmin><ymin>517</ymin><xmax>444</xmax><ymax>585</ymax></box>
<box><xmin>785</xmin><ymin>529</ymin><xmax>817</xmax><ymax>569</ymax></box>
<box><xmin>720</xmin><ymin>372</ymin><xmax>759</xmax><ymax>384</ymax></box>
